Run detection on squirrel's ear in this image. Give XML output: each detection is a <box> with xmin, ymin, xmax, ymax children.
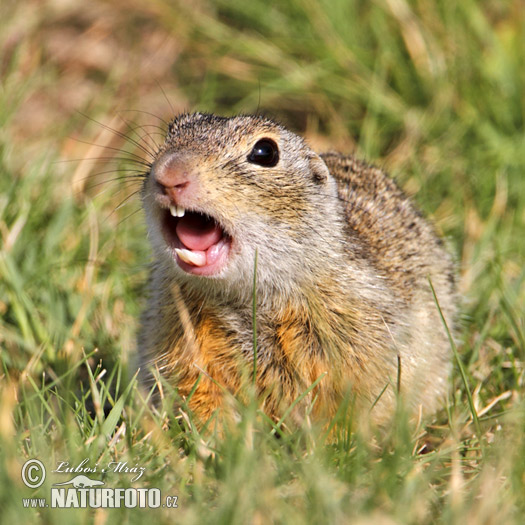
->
<box><xmin>309</xmin><ymin>154</ymin><xmax>330</xmax><ymax>184</ymax></box>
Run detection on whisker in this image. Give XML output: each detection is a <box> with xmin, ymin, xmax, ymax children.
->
<box><xmin>75</xmin><ymin>167</ymin><xmax>147</xmax><ymax>182</ymax></box>
<box><xmin>114</xmin><ymin>114</ymin><xmax>161</xmax><ymax>162</ymax></box>
<box><xmin>119</xmin><ymin>108</ymin><xmax>170</xmax><ymax>127</ymax></box>
<box><xmin>77</xmin><ymin>111</ymin><xmax>157</xmax><ymax>162</ymax></box>
<box><xmin>57</xmin><ymin>156</ymin><xmax>151</xmax><ymax>168</ymax></box>
<box><xmin>114</xmin><ymin>188</ymin><xmax>143</xmax><ymax>211</ymax></box>
<box><xmin>76</xmin><ymin>179</ymin><xmax>142</xmax><ymax>201</ymax></box>
<box><xmin>120</xmin><ymin>124</ymin><xmax>166</xmax><ymax>137</ymax></box>
<box><xmin>70</xmin><ymin>136</ymin><xmax>153</xmax><ymax>166</ymax></box>
<box><xmin>156</xmin><ymin>81</ymin><xmax>176</xmax><ymax>117</ymax></box>
<box><xmin>84</xmin><ymin>176</ymin><xmax>145</xmax><ymax>191</ymax></box>
<box><xmin>134</xmin><ymin>130</ymin><xmax>161</xmax><ymax>159</ymax></box>
<box><xmin>117</xmin><ymin>206</ymin><xmax>144</xmax><ymax>227</ymax></box>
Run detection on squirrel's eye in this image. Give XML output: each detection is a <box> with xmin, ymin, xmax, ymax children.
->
<box><xmin>247</xmin><ymin>139</ymin><xmax>279</xmax><ymax>167</ymax></box>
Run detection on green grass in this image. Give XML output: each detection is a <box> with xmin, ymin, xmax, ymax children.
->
<box><xmin>1</xmin><ymin>0</ymin><xmax>524</xmax><ymax>522</ymax></box>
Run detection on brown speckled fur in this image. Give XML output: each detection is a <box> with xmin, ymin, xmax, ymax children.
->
<box><xmin>137</xmin><ymin>113</ymin><xmax>457</xmax><ymax>427</ymax></box>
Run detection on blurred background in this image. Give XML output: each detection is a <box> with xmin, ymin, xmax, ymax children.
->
<box><xmin>1</xmin><ymin>1</ymin><xmax>525</xmax><ymax>522</ymax></box>
<box><xmin>0</xmin><ymin>0</ymin><xmax>524</xmax><ymax>416</ymax></box>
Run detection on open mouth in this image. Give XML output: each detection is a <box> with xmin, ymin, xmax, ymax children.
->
<box><xmin>161</xmin><ymin>205</ymin><xmax>232</xmax><ymax>276</ymax></box>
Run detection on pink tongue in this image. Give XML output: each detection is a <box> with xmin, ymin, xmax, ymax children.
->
<box><xmin>175</xmin><ymin>214</ymin><xmax>223</xmax><ymax>251</ymax></box>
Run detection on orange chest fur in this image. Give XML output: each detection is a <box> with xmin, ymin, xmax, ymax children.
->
<box><xmin>165</xmin><ymin>304</ymin><xmax>351</xmax><ymax>421</ymax></box>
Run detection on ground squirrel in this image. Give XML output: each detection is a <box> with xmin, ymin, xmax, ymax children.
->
<box><xmin>138</xmin><ymin>112</ymin><xmax>457</xmax><ymax>426</ymax></box>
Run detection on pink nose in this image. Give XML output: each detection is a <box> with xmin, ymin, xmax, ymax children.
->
<box><xmin>153</xmin><ymin>153</ymin><xmax>194</xmax><ymax>199</ymax></box>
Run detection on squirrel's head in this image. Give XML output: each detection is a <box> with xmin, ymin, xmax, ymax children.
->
<box><xmin>142</xmin><ymin>113</ymin><xmax>345</xmax><ymax>302</ymax></box>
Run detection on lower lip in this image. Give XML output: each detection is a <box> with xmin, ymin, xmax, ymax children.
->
<box><xmin>173</xmin><ymin>236</ymin><xmax>232</xmax><ymax>276</ymax></box>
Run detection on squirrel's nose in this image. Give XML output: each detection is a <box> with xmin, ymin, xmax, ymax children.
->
<box><xmin>153</xmin><ymin>153</ymin><xmax>194</xmax><ymax>199</ymax></box>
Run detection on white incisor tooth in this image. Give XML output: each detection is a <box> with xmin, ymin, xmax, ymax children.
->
<box><xmin>169</xmin><ymin>205</ymin><xmax>185</xmax><ymax>217</ymax></box>
<box><xmin>175</xmin><ymin>248</ymin><xmax>206</xmax><ymax>267</ymax></box>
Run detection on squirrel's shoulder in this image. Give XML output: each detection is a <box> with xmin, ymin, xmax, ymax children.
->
<box><xmin>320</xmin><ymin>152</ymin><xmax>403</xmax><ymax>196</ymax></box>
